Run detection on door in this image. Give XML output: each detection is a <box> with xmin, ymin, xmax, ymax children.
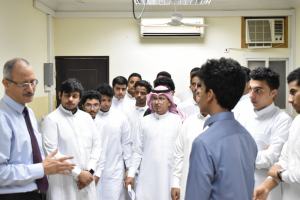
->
<box><xmin>55</xmin><ymin>56</ymin><xmax>109</xmax><ymax>109</ymax></box>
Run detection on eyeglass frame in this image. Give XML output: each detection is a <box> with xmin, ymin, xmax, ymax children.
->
<box><xmin>84</xmin><ymin>103</ymin><xmax>100</xmax><ymax>109</ymax></box>
<box><xmin>6</xmin><ymin>78</ymin><xmax>39</xmax><ymax>89</ymax></box>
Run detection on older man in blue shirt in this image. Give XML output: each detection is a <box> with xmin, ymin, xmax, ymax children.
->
<box><xmin>185</xmin><ymin>58</ymin><xmax>257</xmax><ymax>200</ymax></box>
<box><xmin>0</xmin><ymin>58</ymin><xmax>75</xmax><ymax>200</ymax></box>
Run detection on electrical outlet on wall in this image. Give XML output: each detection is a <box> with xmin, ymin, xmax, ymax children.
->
<box><xmin>224</xmin><ymin>48</ymin><xmax>230</xmax><ymax>53</ymax></box>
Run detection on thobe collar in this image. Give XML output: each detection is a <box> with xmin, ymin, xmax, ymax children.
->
<box><xmin>126</xmin><ymin>91</ymin><xmax>135</xmax><ymax>100</ymax></box>
<box><xmin>135</xmin><ymin>104</ymin><xmax>148</xmax><ymax>112</ymax></box>
<box><xmin>59</xmin><ymin>104</ymin><xmax>78</xmax><ymax>116</ymax></box>
<box><xmin>203</xmin><ymin>111</ymin><xmax>234</xmax><ymax>129</ymax></box>
<box><xmin>254</xmin><ymin>102</ymin><xmax>275</xmax><ymax>119</ymax></box>
<box><xmin>113</xmin><ymin>96</ymin><xmax>124</xmax><ymax>103</ymax></box>
<box><xmin>98</xmin><ymin>108</ymin><xmax>112</xmax><ymax>116</ymax></box>
<box><xmin>154</xmin><ymin>111</ymin><xmax>170</xmax><ymax>120</ymax></box>
<box><xmin>197</xmin><ymin>112</ymin><xmax>210</xmax><ymax>121</ymax></box>
<box><xmin>239</xmin><ymin>93</ymin><xmax>250</xmax><ymax>102</ymax></box>
<box><xmin>2</xmin><ymin>94</ymin><xmax>26</xmax><ymax>114</ymax></box>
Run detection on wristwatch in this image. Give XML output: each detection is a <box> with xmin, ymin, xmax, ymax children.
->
<box><xmin>277</xmin><ymin>169</ymin><xmax>285</xmax><ymax>182</ymax></box>
<box><xmin>88</xmin><ymin>169</ymin><xmax>94</xmax><ymax>175</ymax></box>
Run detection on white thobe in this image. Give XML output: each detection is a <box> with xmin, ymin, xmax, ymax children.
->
<box><xmin>128</xmin><ymin>111</ymin><xmax>182</xmax><ymax>200</ymax></box>
<box><xmin>276</xmin><ymin>115</ymin><xmax>300</xmax><ymax>200</ymax></box>
<box><xmin>128</xmin><ymin>105</ymin><xmax>148</xmax><ymax>144</ymax></box>
<box><xmin>232</xmin><ymin>93</ymin><xmax>254</xmax><ymax>122</ymax></box>
<box><xmin>239</xmin><ymin>103</ymin><xmax>292</xmax><ymax>200</ymax></box>
<box><xmin>176</xmin><ymin>88</ymin><xmax>193</xmax><ymax>103</ymax></box>
<box><xmin>177</xmin><ymin>97</ymin><xmax>199</xmax><ymax>117</ymax></box>
<box><xmin>94</xmin><ymin>115</ymin><xmax>108</xmax><ymax>179</ymax></box>
<box><xmin>173</xmin><ymin>96</ymin><xmax>181</xmax><ymax>105</ymax></box>
<box><xmin>124</xmin><ymin>92</ymin><xmax>136</xmax><ymax>108</ymax></box>
<box><xmin>172</xmin><ymin>112</ymin><xmax>210</xmax><ymax>200</ymax></box>
<box><xmin>42</xmin><ymin>105</ymin><xmax>102</xmax><ymax>200</ymax></box>
<box><xmin>111</xmin><ymin>96</ymin><xmax>133</xmax><ymax>117</ymax></box>
<box><xmin>96</xmin><ymin>108</ymin><xmax>131</xmax><ymax>200</ymax></box>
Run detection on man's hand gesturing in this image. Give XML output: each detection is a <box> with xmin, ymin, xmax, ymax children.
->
<box><xmin>42</xmin><ymin>149</ymin><xmax>76</xmax><ymax>175</ymax></box>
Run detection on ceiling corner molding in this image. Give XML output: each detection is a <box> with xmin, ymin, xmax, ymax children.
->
<box><xmin>54</xmin><ymin>10</ymin><xmax>293</xmax><ymax>18</ymax></box>
<box><xmin>33</xmin><ymin>0</ymin><xmax>56</xmax><ymax>17</ymax></box>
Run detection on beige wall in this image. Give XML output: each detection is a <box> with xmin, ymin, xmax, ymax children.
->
<box><xmin>296</xmin><ymin>6</ymin><xmax>300</xmax><ymax>69</ymax></box>
<box><xmin>54</xmin><ymin>17</ymin><xmax>291</xmax><ymax>93</ymax></box>
<box><xmin>0</xmin><ymin>0</ymin><xmax>49</xmax><ymax>119</ymax></box>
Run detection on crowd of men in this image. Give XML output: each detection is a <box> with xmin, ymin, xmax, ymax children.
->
<box><xmin>0</xmin><ymin>57</ymin><xmax>300</xmax><ymax>200</ymax></box>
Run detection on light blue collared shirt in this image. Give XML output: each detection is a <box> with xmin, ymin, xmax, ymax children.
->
<box><xmin>0</xmin><ymin>94</ymin><xmax>45</xmax><ymax>194</ymax></box>
<box><xmin>185</xmin><ymin>112</ymin><xmax>257</xmax><ymax>200</ymax></box>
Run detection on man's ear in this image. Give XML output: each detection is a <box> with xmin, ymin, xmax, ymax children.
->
<box><xmin>58</xmin><ymin>92</ymin><xmax>62</xmax><ymax>100</ymax></box>
<box><xmin>270</xmin><ymin>89</ymin><xmax>278</xmax><ymax>98</ymax></box>
<box><xmin>2</xmin><ymin>79</ymin><xmax>9</xmax><ymax>91</ymax></box>
<box><xmin>206</xmin><ymin>89</ymin><xmax>214</xmax><ymax>103</ymax></box>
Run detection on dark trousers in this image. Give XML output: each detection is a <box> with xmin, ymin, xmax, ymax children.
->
<box><xmin>0</xmin><ymin>191</ymin><xmax>46</xmax><ymax>200</ymax></box>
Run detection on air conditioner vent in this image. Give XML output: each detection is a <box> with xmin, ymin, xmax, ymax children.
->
<box><xmin>274</xmin><ymin>20</ymin><xmax>283</xmax><ymax>36</ymax></box>
<box><xmin>247</xmin><ymin>20</ymin><xmax>272</xmax><ymax>42</ymax></box>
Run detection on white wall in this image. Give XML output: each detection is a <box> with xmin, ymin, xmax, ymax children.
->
<box><xmin>54</xmin><ymin>17</ymin><xmax>291</xmax><ymax>93</ymax></box>
<box><xmin>0</xmin><ymin>0</ymin><xmax>48</xmax><ymax>98</ymax></box>
<box><xmin>296</xmin><ymin>6</ymin><xmax>300</xmax><ymax>69</ymax></box>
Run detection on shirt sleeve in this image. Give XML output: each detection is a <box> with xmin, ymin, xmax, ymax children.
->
<box><xmin>95</xmin><ymin>122</ymin><xmax>108</xmax><ymax>178</ymax></box>
<box><xmin>42</xmin><ymin>116</ymin><xmax>82</xmax><ymax>178</ymax></box>
<box><xmin>256</xmin><ymin>116</ymin><xmax>292</xmax><ymax>169</ymax></box>
<box><xmin>172</xmin><ymin>123</ymin><xmax>186</xmax><ymax>189</ymax></box>
<box><xmin>0</xmin><ymin>119</ymin><xmax>44</xmax><ymax>186</ymax></box>
<box><xmin>87</xmin><ymin>119</ymin><xmax>102</xmax><ymax>172</ymax></box>
<box><xmin>121</xmin><ymin>117</ymin><xmax>132</xmax><ymax>169</ymax></box>
<box><xmin>128</xmin><ymin>119</ymin><xmax>144</xmax><ymax>178</ymax></box>
<box><xmin>185</xmin><ymin>140</ymin><xmax>214</xmax><ymax>200</ymax></box>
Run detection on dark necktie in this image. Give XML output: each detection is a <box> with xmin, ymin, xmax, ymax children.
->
<box><xmin>23</xmin><ymin>107</ymin><xmax>48</xmax><ymax>194</ymax></box>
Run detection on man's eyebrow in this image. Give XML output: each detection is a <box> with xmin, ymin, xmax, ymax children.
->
<box><xmin>250</xmin><ymin>86</ymin><xmax>263</xmax><ymax>89</ymax></box>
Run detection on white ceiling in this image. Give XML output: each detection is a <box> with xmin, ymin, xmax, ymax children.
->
<box><xmin>38</xmin><ymin>0</ymin><xmax>300</xmax><ymax>12</ymax></box>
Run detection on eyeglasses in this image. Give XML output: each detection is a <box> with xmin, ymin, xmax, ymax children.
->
<box><xmin>6</xmin><ymin>79</ymin><xmax>39</xmax><ymax>89</ymax></box>
<box><xmin>85</xmin><ymin>103</ymin><xmax>100</xmax><ymax>109</ymax></box>
<box><xmin>151</xmin><ymin>97</ymin><xmax>167</xmax><ymax>103</ymax></box>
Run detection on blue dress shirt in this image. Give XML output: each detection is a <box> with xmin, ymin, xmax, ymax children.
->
<box><xmin>0</xmin><ymin>94</ymin><xmax>45</xmax><ymax>194</ymax></box>
<box><xmin>185</xmin><ymin>112</ymin><xmax>257</xmax><ymax>200</ymax></box>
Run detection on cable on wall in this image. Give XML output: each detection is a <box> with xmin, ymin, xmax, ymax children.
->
<box><xmin>132</xmin><ymin>0</ymin><xmax>147</xmax><ymax>20</ymax></box>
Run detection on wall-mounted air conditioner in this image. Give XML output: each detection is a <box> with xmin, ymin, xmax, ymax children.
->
<box><xmin>245</xmin><ymin>18</ymin><xmax>284</xmax><ymax>48</ymax></box>
<box><xmin>140</xmin><ymin>18</ymin><xmax>205</xmax><ymax>38</ymax></box>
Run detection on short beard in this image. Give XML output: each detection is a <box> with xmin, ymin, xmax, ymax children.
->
<box><xmin>62</xmin><ymin>105</ymin><xmax>78</xmax><ymax>113</ymax></box>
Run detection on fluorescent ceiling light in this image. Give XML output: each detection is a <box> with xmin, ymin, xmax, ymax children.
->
<box><xmin>134</xmin><ymin>0</ymin><xmax>211</xmax><ymax>5</ymax></box>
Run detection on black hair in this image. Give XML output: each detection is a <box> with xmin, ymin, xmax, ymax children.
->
<box><xmin>156</xmin><ymin>71</ymin><xmax>172</xmax><ymax>79</ymax></box>
<box><xmin>250</xmin><ymin>67</ymin><xmax>280</xmax><ymax>90</ymax></box>
<box><xmin>96</xmin><ymin>83</ymin><xmax>115</xmax><ymax>98</ymax></box>
<box><xmin>128</xmin><ymin>73</ymin><xmax>142</xmax><ymax>81</ymax></box>
<box><xmin>154</xmin><ymin>76</ymin><xmax>175</xmax><ymax>92</ymax></box>
<box><xmin>134</xmin><ymin>80</ymin><xmax>153</xmax><ymax>94</ymax></box>
<box><xmin>190</xmin><ymin>70</ymin><xmax>201</xmax><ymax>84</ymax></box>
<box><xmin>60</xmin><ymin>78</ymin><xmax>84</xmax><ymax>98</ymax></box>
<box><xmin>190</xmin><ymin>67</ymin><xmax>200</xmax><ymax>75</ymax></box>
<box><xmin>112</xmin><ymin>76</ymin><xmax>128</xmax><ymax>87</ymax></box>
<box><xmin>197</xmin><ymin>81</ymin><xmax>202</xmax><ymax>88</ymax></box>
<box><xmin>287</xmin><ymin>68</ymin><xmax>300</xmax><ymax>86</ymax></box>
<box><xmin>81</xmin><ymin>90</ymin><xmax>101</xmax><ymax>105</ymax></box>
<box><xmin>199</xmin><ymin>58</ymin><xmax>246</xmax><ymax>111</ymax></box>
<box><xmin>241</xmin><ymin>66</ymin><xmax>251</xmax><ymax>83</ymax></box>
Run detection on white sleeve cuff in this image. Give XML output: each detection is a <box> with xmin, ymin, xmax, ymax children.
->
<box><xmin>281</xmin><ymin>171</ymin><xmax>290</xmax><ymax>184</ymax></box>
<box><xmin>71</xmin><ymin>167</ymin><xmax>82</xmax><ymax>179</ymax></box>
<box><xmin>267</xmin><ymin>176</ymin><xmax>281</xmax><ymax>184</ymax></box>
<box><xmin>128</xmin><ymin>168</ymin><xmax>136</xmax><ymax>178</ymax></box>
<box><xmin>28</xmin><ymin>163</ymin><xmax>44</xmax><ymax>180</ymax></box>
<box><xmin>171</xmin><ymin>176</ymin><xmax>181</xmax><ymax>189</ymax></box>
<box><xmin>94</xmin><ymin>169</ymin><xmax>102</xmax><ymax>178</ymax></box>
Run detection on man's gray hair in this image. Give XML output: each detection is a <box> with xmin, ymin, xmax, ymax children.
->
<box><xmin>3</xmin><ymin>58</ymin><xmax>31</xmax><ymax>79</ymax></box>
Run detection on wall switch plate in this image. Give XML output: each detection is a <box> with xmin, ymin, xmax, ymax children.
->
<box><xmin>224</xmin><ymin>47</ymin><xmax>230</xmax><ymax>53</ymax></box>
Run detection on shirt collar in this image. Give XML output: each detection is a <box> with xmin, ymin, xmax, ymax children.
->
<box><xmin>113</xmin><ymin>96</ymin><xmax>124</xmax><ymax>103</ymax></box>
<box><xmin>197</xmin><ymin>112</ymin><xmax>210</xmax><ymax>121</ymax></box>
<box><xmin>238</xmin><ymin>93</ymin><xmax>250</xmax><ymax>102</ymax></box>
<box><xmin>126</xmin><ymin>92</ymin><xmax>135</xmax><ymax>100</ymax></box>
<box><xmin>59</xmin><ymin>104</ymin><xmax>78</xmax><ymax>116</ymax></box>
<box><xmin>98</xmin><ymin>108</ymin><xmax>111</xmax><ymax>116</ymax></box>
<box><xmin>154</xmin><ymin>111</ymin><xmax>170</xmax><ymax>120</ymax></box>
<box><xmin>2</xmin><ymin>94</ymin><xmax>26</xmax><ymax>114</ymax></box>
<box><xmin>204</xmin><ymin>111</ymin><xmax>234</xmax><ymax>129</ymax></box>
<box><xmin>135</xmin><ymin>105</ymin><xmax>148</xmax><ymax>112</ymax></box>
<box><xmin>254</xmin><ymin>102</ymin><xmax>275</xmax><ymax>118</ymax></box>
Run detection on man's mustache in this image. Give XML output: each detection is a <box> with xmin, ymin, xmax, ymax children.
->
<box><xmin>23</xmin><ymin>92</ymin><xmax>34</xmax><ymax>96</ymax></box>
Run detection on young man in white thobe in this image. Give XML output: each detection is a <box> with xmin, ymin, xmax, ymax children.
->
<box><xmin>177</xmin><ymin>70</ymin><xmax>201</xmax><ymax>117</ymax></box>
<box><xmin>96</xmin><ymin>83</ymin><xmax>131</xmax><ymax>200</ymax></box>
<box><xmin>253</xmin><ymin>68</ymin><xmax>300</xmax><ymax>200</ymax></box>
<box><xmin>125</xmin><ymin>73</ymin><xmax>142</xmax><ymax>107</ymax></box>
<box><xmin>171</xmin><ymin>82</ymin><xmax>210</xmax><ymax>200</ymax></box>
<box><xmin>42</xmin><ymin>78</ymin><xmax>102</xmax><ymax>200</ymax></box>
<box><xmin>125</xmin><ymin>86</ymin><xmax>187</xmax><ymax>200</ymax></box>
<box><xmin>176</xmin><ymin>67</ymin><xmax>200</xmax><ymax>103</ymax></box>
<box><xmin>238</xmin><ymin>67</ymin><xmax>292</xmax><ymax>200</ymax></box>
<box><xmin>81</xmin><ymin>90</ymin><xmax>108</xmax><ymax>188</ymax></box>
<box><xmin>232</xmin><ymin>66</ymin><xmax>254</xmax><ymax>121</ymax></box>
